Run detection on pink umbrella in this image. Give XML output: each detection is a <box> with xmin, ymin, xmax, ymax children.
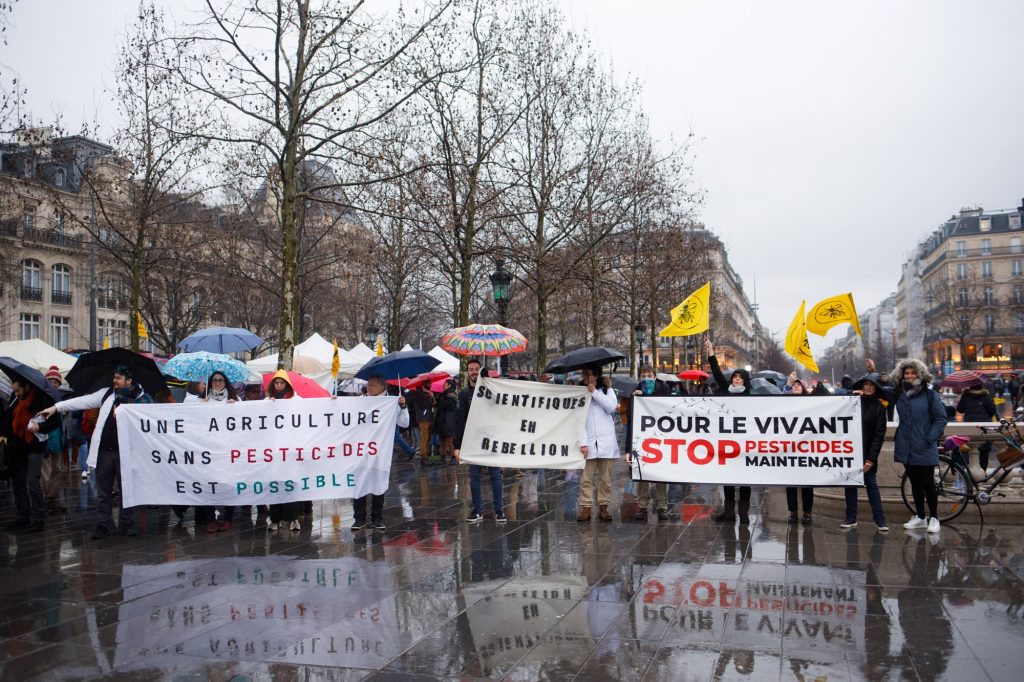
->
<box><xmin>262</xmin><ymin>371</ymin><xmax>330</xmax><ymax>398</ymax></box>
<box><xmin>430</xmin><ymin>378</ymin><xmax>452</xmax><ymax>393</ymax></box>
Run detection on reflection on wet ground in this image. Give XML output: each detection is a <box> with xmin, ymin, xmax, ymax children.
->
<box><xmin>1</xmin><ymin>460</ymin><xmax>1022</xmax><ymax>680</ymax></box>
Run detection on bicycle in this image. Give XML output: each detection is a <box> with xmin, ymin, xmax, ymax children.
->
<box><xmin>899</xmin><ymin>411</ymin><xmax>1024</xmax><ymax>523</ymax></box>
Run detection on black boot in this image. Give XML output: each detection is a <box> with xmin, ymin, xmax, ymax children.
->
<box><xmin>738</xmin><ymin>500</ymin><xmax>750</xmax><ymax>525</ymax></box>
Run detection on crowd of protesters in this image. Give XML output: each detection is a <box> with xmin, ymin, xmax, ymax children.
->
<box><xmin>5</xmin><ymin>343</ymin><xmax>1015</xmax><ymax>539</ymax></box>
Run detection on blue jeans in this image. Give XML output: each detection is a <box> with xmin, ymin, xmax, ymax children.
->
<box><xmin>844</xmin><ymin>467</ymin><xmax>885</xmax><ymax>524</ymax></box>
<box><xmin>469</xmin><ymin>465</ymin><xmax>503</xmax><ymax>514</ymax></box>
<box><xmin>77</xmin><ymin>441</ymin><xmax>89</xmax><ymax>472</ymax></box>
<box><xmin>394</xmin><ymin>427</ymin><xmax>416</xmax><ymax>456</ymax></box>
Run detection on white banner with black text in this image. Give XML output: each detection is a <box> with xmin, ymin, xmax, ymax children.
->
<box><xmin>116</xmin><ymin>397</ymin><xmax>400</xmax><ymax>507</ymax></box>
<box><xmin>459</xmin><ymin>378</ymin><xmax>589</xmax><ymax>470</ymax></box>
<box><xmin>630</xmin><ymin>396</ymin><xmax>863</xmax><ymax>486</ymax></box>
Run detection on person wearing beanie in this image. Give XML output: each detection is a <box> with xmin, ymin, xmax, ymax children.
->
<box><xmin>41</xmin><ymin>366</ymin><xmax>67</xmax><ymax>515</ymax></box>
<box><xmin>705</xmin><ymin>338</ymin><xmax>754</xmax><ymax>524</ymax></box>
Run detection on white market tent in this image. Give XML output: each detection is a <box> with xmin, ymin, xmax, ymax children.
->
<box><xmin>348</xmin><ymin>342</ymin><xmax>375</xmax><ymax>361</ymax></box>
<box><xmin>246</xmin><ymin>333</ymin><xmax>363</xmax><ymax>383</ymax></box>
<box><xmin>0</xmin><ymin>339</ymin><xmax>77</xmax><ymax>375</ymax></box>
<box><xmin>428</xmin><ymin>346</ymin><xmax>461</xmax><ymax>376</ymax></box>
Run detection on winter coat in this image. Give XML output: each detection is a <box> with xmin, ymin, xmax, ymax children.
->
<box><xmin>409</xmin><ymin>389</ymin><xmax>435</xmax><ymax>424</ymax></box>
<box><xmin>893</xmin><ymin>388</ymin><xmax>947</xmax><ymax>466</ymax></box>
<box><xmin>956</xmin><ymin>388</ymin><xmax>997</xmax><ymax>423</ymax></box>
<box><xmin>453</xmin><ymin>384</ymin><xmax>476</xmax><ymax>450</ymax></box>
<box><xmin>860</xmin><ymin>395</ymin><xmax>888</xmax><ymax>464</ymax></box>
<box><xmin>582</xmin><ymin>385</ymin><xmax>620</xmax><ymax>459</ymax></box>
<box><xmin>2</xmin><ymin>390</ymin><xmax>61</xmax><ymax>457</ymax></box>
<box><xmin>433</xmin><ymin>390</ymin><xmax>459</xmax><ymax>438</ymax></box>
<box><xmin>53</xmin><ymin>385</ymin><xmax>154</xmax><ymax>468</ymax></box>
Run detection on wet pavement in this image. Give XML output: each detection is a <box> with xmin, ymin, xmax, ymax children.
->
<box><xmin>2</xmin><ymin>455</ymin><xmax>1023</xmax><ymax>681</ymax></box>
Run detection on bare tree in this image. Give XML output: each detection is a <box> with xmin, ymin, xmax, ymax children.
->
<box><xmin>924</xmin><ymin>268</ymin><xmax>992</xmax><ymax>370</ymax></box>
<box><xmin>164</xmin><ymin>0</ymin><xmax>453</xmax><ymax>369</ymax></box>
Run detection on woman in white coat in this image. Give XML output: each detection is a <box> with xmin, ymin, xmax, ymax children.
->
<box><xmin>577</xmin><ymin>364</ymin><xmax>622</xmax><ymax>522</ymax></box>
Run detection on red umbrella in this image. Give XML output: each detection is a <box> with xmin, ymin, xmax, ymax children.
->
<box><xmin>262</xmin><ymin>370</ymin><xmax>330</xmax><ymax>398</ymax></box>
<box><xmin>678</xmin><ymin>369</ymin><xmax>709</xmax><ymax>381</ymax></box>
<box><xmin>389</xmin><ymin>370</ymin><xmax>450</xmax><ymax>390</ymax></box>
<box><xmin>939</xmin><ymin>370</ymin><xmax>985</xmax><ymax>391</ymax></box>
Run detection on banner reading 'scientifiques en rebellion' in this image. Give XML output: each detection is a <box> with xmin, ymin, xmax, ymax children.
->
<box><xmin>630</xmin><ymin>396</ymin><xmax>864</xmax><ymax>486</ymax></box>
<box><xmin>116</xmin><ymin>397</ymin><xmax>401</xmax><ymax>507</ymax></box>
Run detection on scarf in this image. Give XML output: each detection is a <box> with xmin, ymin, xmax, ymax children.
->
<box><xmin>114</xmin><ymin>384</ymin><xmax>146</xmax><ymax>405</ymax></box>
<box><xmin>902</xmin><ymin>378</ymin><xmax>924</xmax><ymax>397</ymax></box>
<box><xmin>727</xmin><ymin>384</ymin><xmax>746</xmax><ymax>394</ymax></box>
<box><xmin>268</xmin><ymin>383</ymin><xmax>294</xmax><ymax>399</ymax></box>
<box><xmin>10</xmin><ymin>390</ymin><xmax>39</xmax><ymax>444</ymax></box>
<box><xmin>207</xmin><ymin>387</ymin><xmax>229</xmax><ymax>402</ymax></box>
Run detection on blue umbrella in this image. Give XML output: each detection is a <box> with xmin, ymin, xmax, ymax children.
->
<box><xmin>0</xmin><ymin>356</ymin><xmax>64</xmax><ymax>404</ymax></box>
<box><xmin>355</xmin><ymin>350</ymin><xmax>441</xmax><ymax>381</ymax></box>
<box><xmin>162</xmin><ymin>352</ymin><xmax>250</xmax><ymax>383</ymax></box>
<box><xmin>180</xmin><ymin>327</ymin><xmax>263</xmax><ymax>353</ymax></box>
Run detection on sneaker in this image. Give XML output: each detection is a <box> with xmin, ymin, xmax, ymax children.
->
<box><xmin>903</xmin><ymin>516</ymin><xmax>927</xmax><ymax>530</ymax></box>
<box><xmin>875</xmin><ymin>521</ymin><xmax>889</xmax><ymax>532</ymax></box>
<box><xmin>634</xmin><ymin>508</ymin><xmax>649</xmax><ymax>522</ymax></box>
<box><xmin>372</xmin><ymin>521</ymin><xmax>386</xmax><ymax>532</ymax></box>
<box><xmin>289</xmin><ymin>520</ymin><xmax>301</xmax><ymax>532</ymax></box>
<box><xmin>495</xmin><ymin>511</ymin><xmax>507</xmax><ymax>524</ymax></box>
<box><xmin>926</xmin><ymin>517</ymin><xmax>941</xmax><ymax>534</ymax></box>
<box><xmin>467</xmin><ymin>511</ymin><xmax>483</xmax><ymax>524</ymax></box>
<box><xmin>839</xmin><ymin>519</ymin><xmax>858</xmax><ymax>529</ymax></box>
<box><xmin>81</xmin><ymin>470</ymin><xmax>89</xmax><ymax>482</ymax></box>
<box><xmin>267</xmin><ymin>521</ymin><xmax>280</xmax><ymax>532</ymax></box>
<box><xmin>351</xmin><ymin>521</ymin><xmax>366</xmax><ymax>532</ymax></box>
<box><xmin>801</xmin><ymin>514</ymin><xmax>812</xmax><ymax>526</ymax></box>
<box><xmin>787</xmin><ymin>513</ymin><xmax>798</xmax><ymax>524</ymax></box>
<box><xmin>656</xmin><ymin>508</ymin><xmax>669</xmax><ymax>522</ymax></box>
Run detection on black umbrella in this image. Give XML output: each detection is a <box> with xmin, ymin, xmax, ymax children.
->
<box><xmin>751</xmin><ymin>378</ymin><xmax>782</xmax><ymax>395</ymax></box>
<box><xmin>544</xmin><ymin>347</ymin><xmax>627</xmax><ymax>374</ymax></box>
<box><xmin>0</xmin><ymin>357</ymin><xmax>63</xmax><ymax>404</ymax></box>
<box><xmin>752</xmin><ymin>370</ymin><xmax>788</xmax><ymax>386</ymax></box>
<box><xmin>610</xmin><ymin>375</ymin><xmax>637</xmax><ymax>395</ymax></box>
<box><xmin>65</xmin><ymin>348</ymin><xmax>167</xmax><ymax>396</ymax></box>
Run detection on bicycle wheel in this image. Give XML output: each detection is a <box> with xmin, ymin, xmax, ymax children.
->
<box><xmin>900</xmin><ymin>455</ymin><xmax>973</xmax><ymax>522</ymax></box>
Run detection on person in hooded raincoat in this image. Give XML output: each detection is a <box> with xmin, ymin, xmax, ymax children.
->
<box><xmin>265</xmin><ymin>370</ymin><xmax>302</xmax><ymax>532</ymax></box>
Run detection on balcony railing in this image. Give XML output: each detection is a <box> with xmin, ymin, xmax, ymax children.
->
<box><xmin>21</xmin><ymin>225</ymin><xmax>83</xmax><ymax>249</ymax></box>
<box><xmin>19</xmin><ymin>285</ymin><xmax>42</xmax><ymax>302</ymax></box>
<box><xmin>51</xmin><ymin>290</ymin><xmax>72</xmax><ymax>305</ymax></box>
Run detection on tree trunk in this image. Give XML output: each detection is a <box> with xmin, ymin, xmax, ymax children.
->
<box><xmin>277</xmin><ymin>150</ymin><xmax>299</xmax><ymax>371</ymax></box>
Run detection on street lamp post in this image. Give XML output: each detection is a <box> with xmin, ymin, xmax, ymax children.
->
<box><xmin>634</xmin><ymin>324</ymin><xmax>646</xmax><ymax>378</ymax></box>
<box><xmin>364</xmin><ymin>324</ymin><xmax>378</xmax><ymax>349</ymax></box>
<box><xmin>490</xmin><ymin>260</ymin><xmax>513</xmax><ymax>375</ymax></box>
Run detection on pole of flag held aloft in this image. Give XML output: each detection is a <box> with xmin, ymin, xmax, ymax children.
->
<box><xmin>785</xmin><ymin>301</ymin><xmax>819</xmax><ymax>373</ymax></box>
<box><xmin>136</xmin><ymin>312</ymin><xmax>148</xmax><ymax>340</ymax></box>
<box><xmin>659</xmin><ymin>282</ymin><xmax>711</xmax><ymax>337</ymax></box>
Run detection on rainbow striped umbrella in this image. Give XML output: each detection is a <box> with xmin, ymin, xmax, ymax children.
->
<box><xmin>441</xmin><ymin>324</ymin><xmax>528</xmax><ymax>357</ymax></box>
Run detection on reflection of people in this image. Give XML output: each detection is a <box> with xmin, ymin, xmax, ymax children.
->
<box><xmin>843</xmin><ymin>374</ymin><xmax>889</xmax><ymax>531</ymax></box>
<box><xmin>576</xmin><ymin>364</ymin><xmax>621</xmax><ymax>522</ymax></box>
<box><xmin>629</xmin><ymin>365</ymin><xmax>669</xmax><ymax>522</ymax></box>
<box><xmin>891</xmin><ymin>359</ymin><xmax>948</xmax><ymax>533</ymax></box>
<box><xmin>40</xmin><ymin>365</ymin><xmax>154</xmax><ymax>538</ymax></box>
<box><xmin>706</xmin><ymin>338</ymin><xmax>753</xmax><ymax>524</ymax></box>
<box><xmin>898</xmin><ymin>535</ymin><xmax>953</xmax><ymax>679</ymax></box>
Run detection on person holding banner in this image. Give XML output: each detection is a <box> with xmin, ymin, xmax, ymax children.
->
<box><xmin>199</xmin><ymin>371</ymin><xmax>238</xmax><ymax>533</ymax></box>
<box><xmin>453</xmin><ymin>359</ymin><xmax>506</xmax><ymax>524</ymax></box>
<box><xmin>784</xmin><ymin>378</ymin><xmax>815</xmax><ymax>525</ymax></box>
<box><xmin>352</xmin><ymin>374</ymin><xmax>409</xmax><ymax>531</ymax></box>
<box><xmin>576</xmin><ymin>364</ymin><xmax>621</xmax><ymax>523</ymax></box>
<box><xmin>706</xmin><ymin>338</ymin><xmax>753</xmax><ymax>524</ymax></box>
<box><xmin>39</xmin><ymin>365</ymin><xmax>153</xmax><ymax>538</ymax></box>
<box><xmin>842</xmin><ymin>374</ymin><xmax>889</xmax><ymax>531</ymax></box>
<box><xmin>891</xmin><ymin>359</ymin><xmax>948</xmax><ymax>533</ymax></box>
<box><xmin>630</xmin><ymin>366</ymin><xmax>670</xmax><ymax>522</ymax></box>
<box><xmin>266</xmin><ymin>371</ymin><xmax>302</xmax><ymax>533</ymax></box>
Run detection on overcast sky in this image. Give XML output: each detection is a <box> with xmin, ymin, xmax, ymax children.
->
<box><xmin>5</xmin><ymin>1</ymin><xmax>1024</xmax><ymax>353</ymax></box>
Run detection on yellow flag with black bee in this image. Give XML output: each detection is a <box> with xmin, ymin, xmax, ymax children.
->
<box><xmin>785</xmin><ymin>301</ymin><xmax>819</xmax><ymax>373</ymax></box>
<box><xmin>806</xmin><ymin>292</ymin><xmax>861</xmax><ymax>337</ymax></box>
<box><xmin>659</xmin><ymin>282</ymin><xmax>710</xmax><ymax>337</ymax></box>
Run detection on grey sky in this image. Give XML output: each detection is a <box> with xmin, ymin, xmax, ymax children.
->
<box><xmin>5</xmin><ymin>1</ymin><xmax>1024</xmax><ymax>353</ymax></box>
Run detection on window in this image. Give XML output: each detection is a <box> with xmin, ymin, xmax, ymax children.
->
<box><xmin>980</xmin><ymin>217</ymin><xmax>992</xmax><ymax>232</ymax></box>
<box><xmin>957</xmin><ymin>263</ymin><xmax>968</xmax><ymax>280</ymax></box>
<box><xmin>54</xmin><ymin>168</ymin><xmax>65</xmax><ymax>187</ymax></box>
<box><xmin>21</xmin><ymin>203</ymin><xmax>35</xmax><ymax>229</ymax></box>
<box><xmin>1014</xmin><ymin>260</ymin><xmax>1022</xmax><ymax>277</ymax></box>
<box><xmin>957</xmin><ymin>288</ymin><xmax>969</xmax><ymax>306</ymax></box>
<box><xmin>20</xmin><ymin>259</ymin><xmax>41</xmax><ymax>301</ymax></box>
<box><xmin>985</xmin><ymin>314</ymin><xmax>996</xmax><ymax>333</ymax></box>
<box><xmin>959</xmin><ymin>314</ymin><xmax>970</xmax><ymax>330</ymax></box>
<box><xmin>982</xmin><ymin>261</ymin><xmax>993</xmax><ymax>278</ymax></box>
<box><xmin>981</xmin><ymin>238</ymin><xmax>992</xmax><ymax>255</ymax></box>
<box><xmin>984</xmin><ymin>287</ymin><xmax>995</xmax><ymax>305</ymax></box>
<box><xmin>956</xmin><ymin>240</ymin><xmax>967</xmax><ymax>257</ymax></box>
<box><xmin>51</xmin><ymin>264</ymin><xmax>71</xmax><ymax>304</ymax></box>
<box><xmin>97</xmin><ymin>318</ymin><xmax>128</xmax><ymax>347</ymax></box>
<box><xmin>1012</xmin><ymin>214</ymin><xmax>1022</xmax><ymax>230</ymax></box>
<box><xmin>50</xmin><ymin>316</ymin><xmax>69</xmax><ymax>349</ymax></box>
<box><xmin>99</xmin><ymin>276</ymin><xmax>126</xmax><ymax>310</ymax></box>
<box><xmin>1014</xmin><ymin>285</ymin><xmax>1023</xmax><ymax>305</ymax></box>
<box><xmin>19</xmin><ymin>313</ymin><xmax>39</xmax><ymax>340</ymax></box>
<box><xmin>1013</xmin><ymin>237</ymin><xmax>1022</xmax><ymax>254</ymax></box>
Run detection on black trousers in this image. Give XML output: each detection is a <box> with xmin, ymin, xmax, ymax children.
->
<box><xmin>905</xmin><ymin>464</ymin><xmax>938</xmax><ymax>519</ymax></box>
<box><xmin>785</xmin><ymin>487</ymin><xmax>814</xmax><ymax>513</ymax></box>
<box><xmin>722</xmin><ymin>486</ymin><xmax>751</xmax><ymax>503</ymax></box>
<box><xmin>10</xmin><ymin>445</ymin><xmax>45</xmax><ymax>523</ymax></box>
<box><xmin>96</xmin><ymin>448</ymin><xmax>134</xmax><ymax>531</ymax></box>
<box><xmin>353</xmin><ymin>494</ymin><xmax>384</xmax><ymax>524</ymax></box>
<box><xmin>269</xmin><ymin>503</ymin><xmax>299</xmax><ymax>523</ymax></box>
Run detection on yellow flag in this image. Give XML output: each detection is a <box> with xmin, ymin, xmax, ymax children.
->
<box><xmin>103</xmin><ymin>336</ymin><xmax>110</xmax><ymax>350</ymax></box>
<box><xmin>806</xmin><ymin>293</ymin><xmax>861</xmax><ymax>337</ymax></box>
<box><xmin>785</xmin><ymin>301</ymin><xmax>819</xmax><ymax>373</ymax></box>
<box><xmin>136</xmin><ymin>312</ymin><xmax>148</xmax><ymax>340</ymax></box>
<box><xmin>331</xmin><ymin>337</ymin><xmax>340</xmax><ymax>378</ymax></box>
<box><xmin>375</xmin><ymin>335</ymin><xmax>384</xmax><ymax>357</ymax></box>
<box><xmin>659</xmin><ymin>282</ymin><xmax>711</xmax><ymax>337</ymax></box>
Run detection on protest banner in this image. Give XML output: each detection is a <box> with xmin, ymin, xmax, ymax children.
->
<box><xmin>630</xmin><ymin>396</ymin><xmax>863</xmax><ymax>485</ymax></box>
<box><xmin>459</xmin><ymin>377</ymin><xmax>589</xmax><ymax>470</ymax></box>
<box><xmin>116</xmin><ymin>396</ymin><xmax>400</xmax><ymax>507</ymax></box>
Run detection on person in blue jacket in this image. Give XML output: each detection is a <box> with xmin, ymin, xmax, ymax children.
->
<box><xmin>890</xmin><ymin>358</ymin><xmax>948</xmax><ymax>534</ymax></box>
